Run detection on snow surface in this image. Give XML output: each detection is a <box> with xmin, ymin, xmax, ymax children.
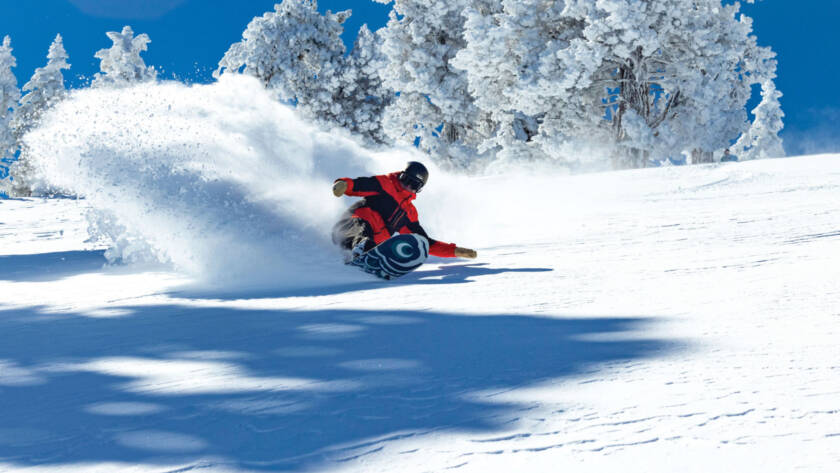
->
<box><xmin>1</xmin><ymin>77</ymin><xmax>839</xmax><ymax>472</ymax></box>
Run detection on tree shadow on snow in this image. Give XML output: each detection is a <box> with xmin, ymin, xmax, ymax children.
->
<box><xmin>0</xmin><ymin>304</ymin><xmax>680</xmax><ymax>471</ymax></box>
<box><xmin>0</xmin><ymin>250</ymin><xmax>107</xmax><ymax>282</ymax></box>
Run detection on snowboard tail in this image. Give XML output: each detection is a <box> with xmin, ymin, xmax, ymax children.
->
<box><xmin>349</xmin><ymin>234</ymin><xmax>429</xmax><ymax>280</ymax></box>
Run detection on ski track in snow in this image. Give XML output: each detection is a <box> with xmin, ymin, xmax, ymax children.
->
<box><xmin>2</xmin><ymin>105</ymin><xmax>840</xmax><ymax>472</ymax></box>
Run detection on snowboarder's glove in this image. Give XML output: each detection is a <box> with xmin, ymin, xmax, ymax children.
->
<box><xmin>332</xmin><ymin>180</ymin><xmax>348</xmax><ymax>197</ymax></box>
<box><xmin>454</xmin><ymin>247</ymin><xmax>477</xmax><ymax>259</ymax></box>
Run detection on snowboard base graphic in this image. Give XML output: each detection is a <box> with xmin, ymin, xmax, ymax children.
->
<box><xmin>348</xmin><ymin>234</ymin><xmax>429</xmax><ymax>280</ymax></box>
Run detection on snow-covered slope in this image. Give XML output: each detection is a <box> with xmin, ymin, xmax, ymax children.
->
<box><xmin>1</xmin><ymin>78</ymin><xmax>838</xmax><ymax>472</ymax></box>
<box><xmin>2</xmin><ymin>154</ymin><xmax>838</xmax><ymax>472</ymax></box>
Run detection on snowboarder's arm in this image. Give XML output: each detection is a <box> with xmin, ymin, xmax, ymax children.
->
<box><xmin>333</xmin><ymin>176</ymin><xmax>382</xmax><ymax>197</ymax></box>
<box><xmin>402</xmin><ymin>222</ymin><xmax>476</xmax><ymax>259</ymax></box>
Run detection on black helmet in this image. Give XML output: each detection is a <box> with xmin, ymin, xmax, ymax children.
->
<box><xmin>398</xmin><ymin>161</ymin><xmax>429</xmax><ymax>193</ymax></box>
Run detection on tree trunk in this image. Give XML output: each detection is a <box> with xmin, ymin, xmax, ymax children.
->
<box><xmin>442</xmin><ymin>122</ymin><xmax>459</xmax><ymax>144</ymax></box>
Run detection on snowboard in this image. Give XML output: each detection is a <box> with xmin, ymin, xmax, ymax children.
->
<box><xmin>348</xmin><ymin>233</ymin><xmax>429</xmax><ymax>280</ymax></box>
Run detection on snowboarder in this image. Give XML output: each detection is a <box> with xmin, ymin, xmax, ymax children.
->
<box><xmin>332</xmin><ymin>161</ymin><xmax>477</xmax><ymax>261</ymax></box>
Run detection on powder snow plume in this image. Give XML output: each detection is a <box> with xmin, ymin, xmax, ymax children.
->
<box><xmin>24</xmin><ymin>75</ymin><xmax>421</xmax><ymax>289</ymax></box>
<box><xmin>24</xmin><ymin>74</ymin><xmax>620</xmax><ymax>290</ymax></box>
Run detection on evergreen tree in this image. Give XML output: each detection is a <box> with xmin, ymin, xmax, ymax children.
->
<box><xmin>666</xmin><ymin>2</ymin><xmax>777</xmax><ymax>164</ymax></box>
<box><xmin>331</xmin><ymin>25</ymin><xmax>393</xmax><ymax>145</ymax></box>
<box><xmin>377</xmin><ymin>0</ymin><xmax>495</xmax><ymax>168</ymax></box>
<box><xmin>0</xmin><ymin>36</ymin><xmax>21</xmax><ymax>196</ymax></box>
<box><xmin>453</xmin><ymin>0</ymin><xmax>779</xmax><ymax>169</ymax></box>
<box><xmin>217</xmin><ymin>0</ymin><xmax>391</xmax><ymax>145</ymax></box>
<box><xmin>452</xmin><ymin>0</ymin><xmax>598</xmax><ymax>167</ymax></box>
<box><xmin>9</xmin><ymin>34</ymin><xmax>71</xmax><ymax>196</ymax></box>
<box><xmin>736</xmin><ymin>80</ymin><xmax>785</xmax><ymax>160</ymax></box>
<box><xmin>216</xmin><ymin>1</ymin><xmax>349</xmax><ymax>119</ymax></box>
<box><xmin>91</xmin><ymin>26</ymin><xmax>156</xmax><ymax>89</ymax></box>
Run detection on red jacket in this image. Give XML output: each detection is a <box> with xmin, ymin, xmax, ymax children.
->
<box><xmin>336</xmin><ymin>172</ymin><xmax>457</xmax><ymax>257</ymax></box>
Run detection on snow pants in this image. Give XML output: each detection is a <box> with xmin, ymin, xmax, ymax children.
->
<box><xmin>332</xmin><ymin>216</ymin><xmax>376</xmax><ymax>253</ymax></box>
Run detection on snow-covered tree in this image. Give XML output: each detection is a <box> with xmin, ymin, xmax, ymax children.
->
<box><xmin>216</xmin><ymin>1</ymin><xmax>349</xmax><ymax>117</ymax></box>
<box><xmin>565</xmin><ymin>0</ymin><xmax>774</xmax><ymax>166</ymax></box>
<box><xmin>91</xmin><ymin>26</ymin><xmax>156</xmax><ymax>88</ymax></box>
<box><xmin>452</xmin><ymin>0</ymin><xmax>601</xmax><ymax>167</ymax></box>
<box><xmin>453</xmin><ymin>0</ymin><xmax>779</xmax><ymax>169</ymax></box>
<box><xmin>331</xmin><ymin>25</ymin><xmax>393</xmax><ymax>144</ymax></box>
<box><xmin>8</xmin><ymin>34</ymin><xmax>71</xmax><ymax>196</ymax></box>
<box><xmin>735</xmin><ymin>80</ymin><xmax>785</xmax><ymax>160</ymax></box>
<box><xmin>377</xmin><ymin>0</ymin><xmax>496</xmax><ymax>168</ymax></box>
<box><xmin>0</xmin><ymin>36</ymin><xmax>20</xmax><ymax>196</ymax></box>
<box><xmin>13</xmin><ymin>35</ymin><xmax>70</xmax><ymax>134</ymax></box>
<box><xmin>217</xmin><ymin>1</ymin><xmax>392</xmax><ymax>145</ymax></box>
<box><xmin>665</xmin><ymin>2</ymin><xmax>778</xmax><ymax>165</ymax></box>
<box><xmin>0</xmin><ymin>36</ymin><xmax>18</xmax><ymax>148</ymax></box>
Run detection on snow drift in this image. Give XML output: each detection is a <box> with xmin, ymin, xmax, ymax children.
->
<box><xmin>24</xmin><ymin>74</ymin><xmax>622</xmax><ymax>289</ymax></box>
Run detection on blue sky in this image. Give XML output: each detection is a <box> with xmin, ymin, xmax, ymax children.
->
<box><xmin>0</xmin><ymin>0</ymin><xmax>837</xmax><ymax>155</ymax></box>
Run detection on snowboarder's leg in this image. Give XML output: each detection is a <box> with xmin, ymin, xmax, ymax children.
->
<box><xmin>332</xmin><ymin>216</ymin><xmax>375</xmax><ymax>253</ymax></box>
